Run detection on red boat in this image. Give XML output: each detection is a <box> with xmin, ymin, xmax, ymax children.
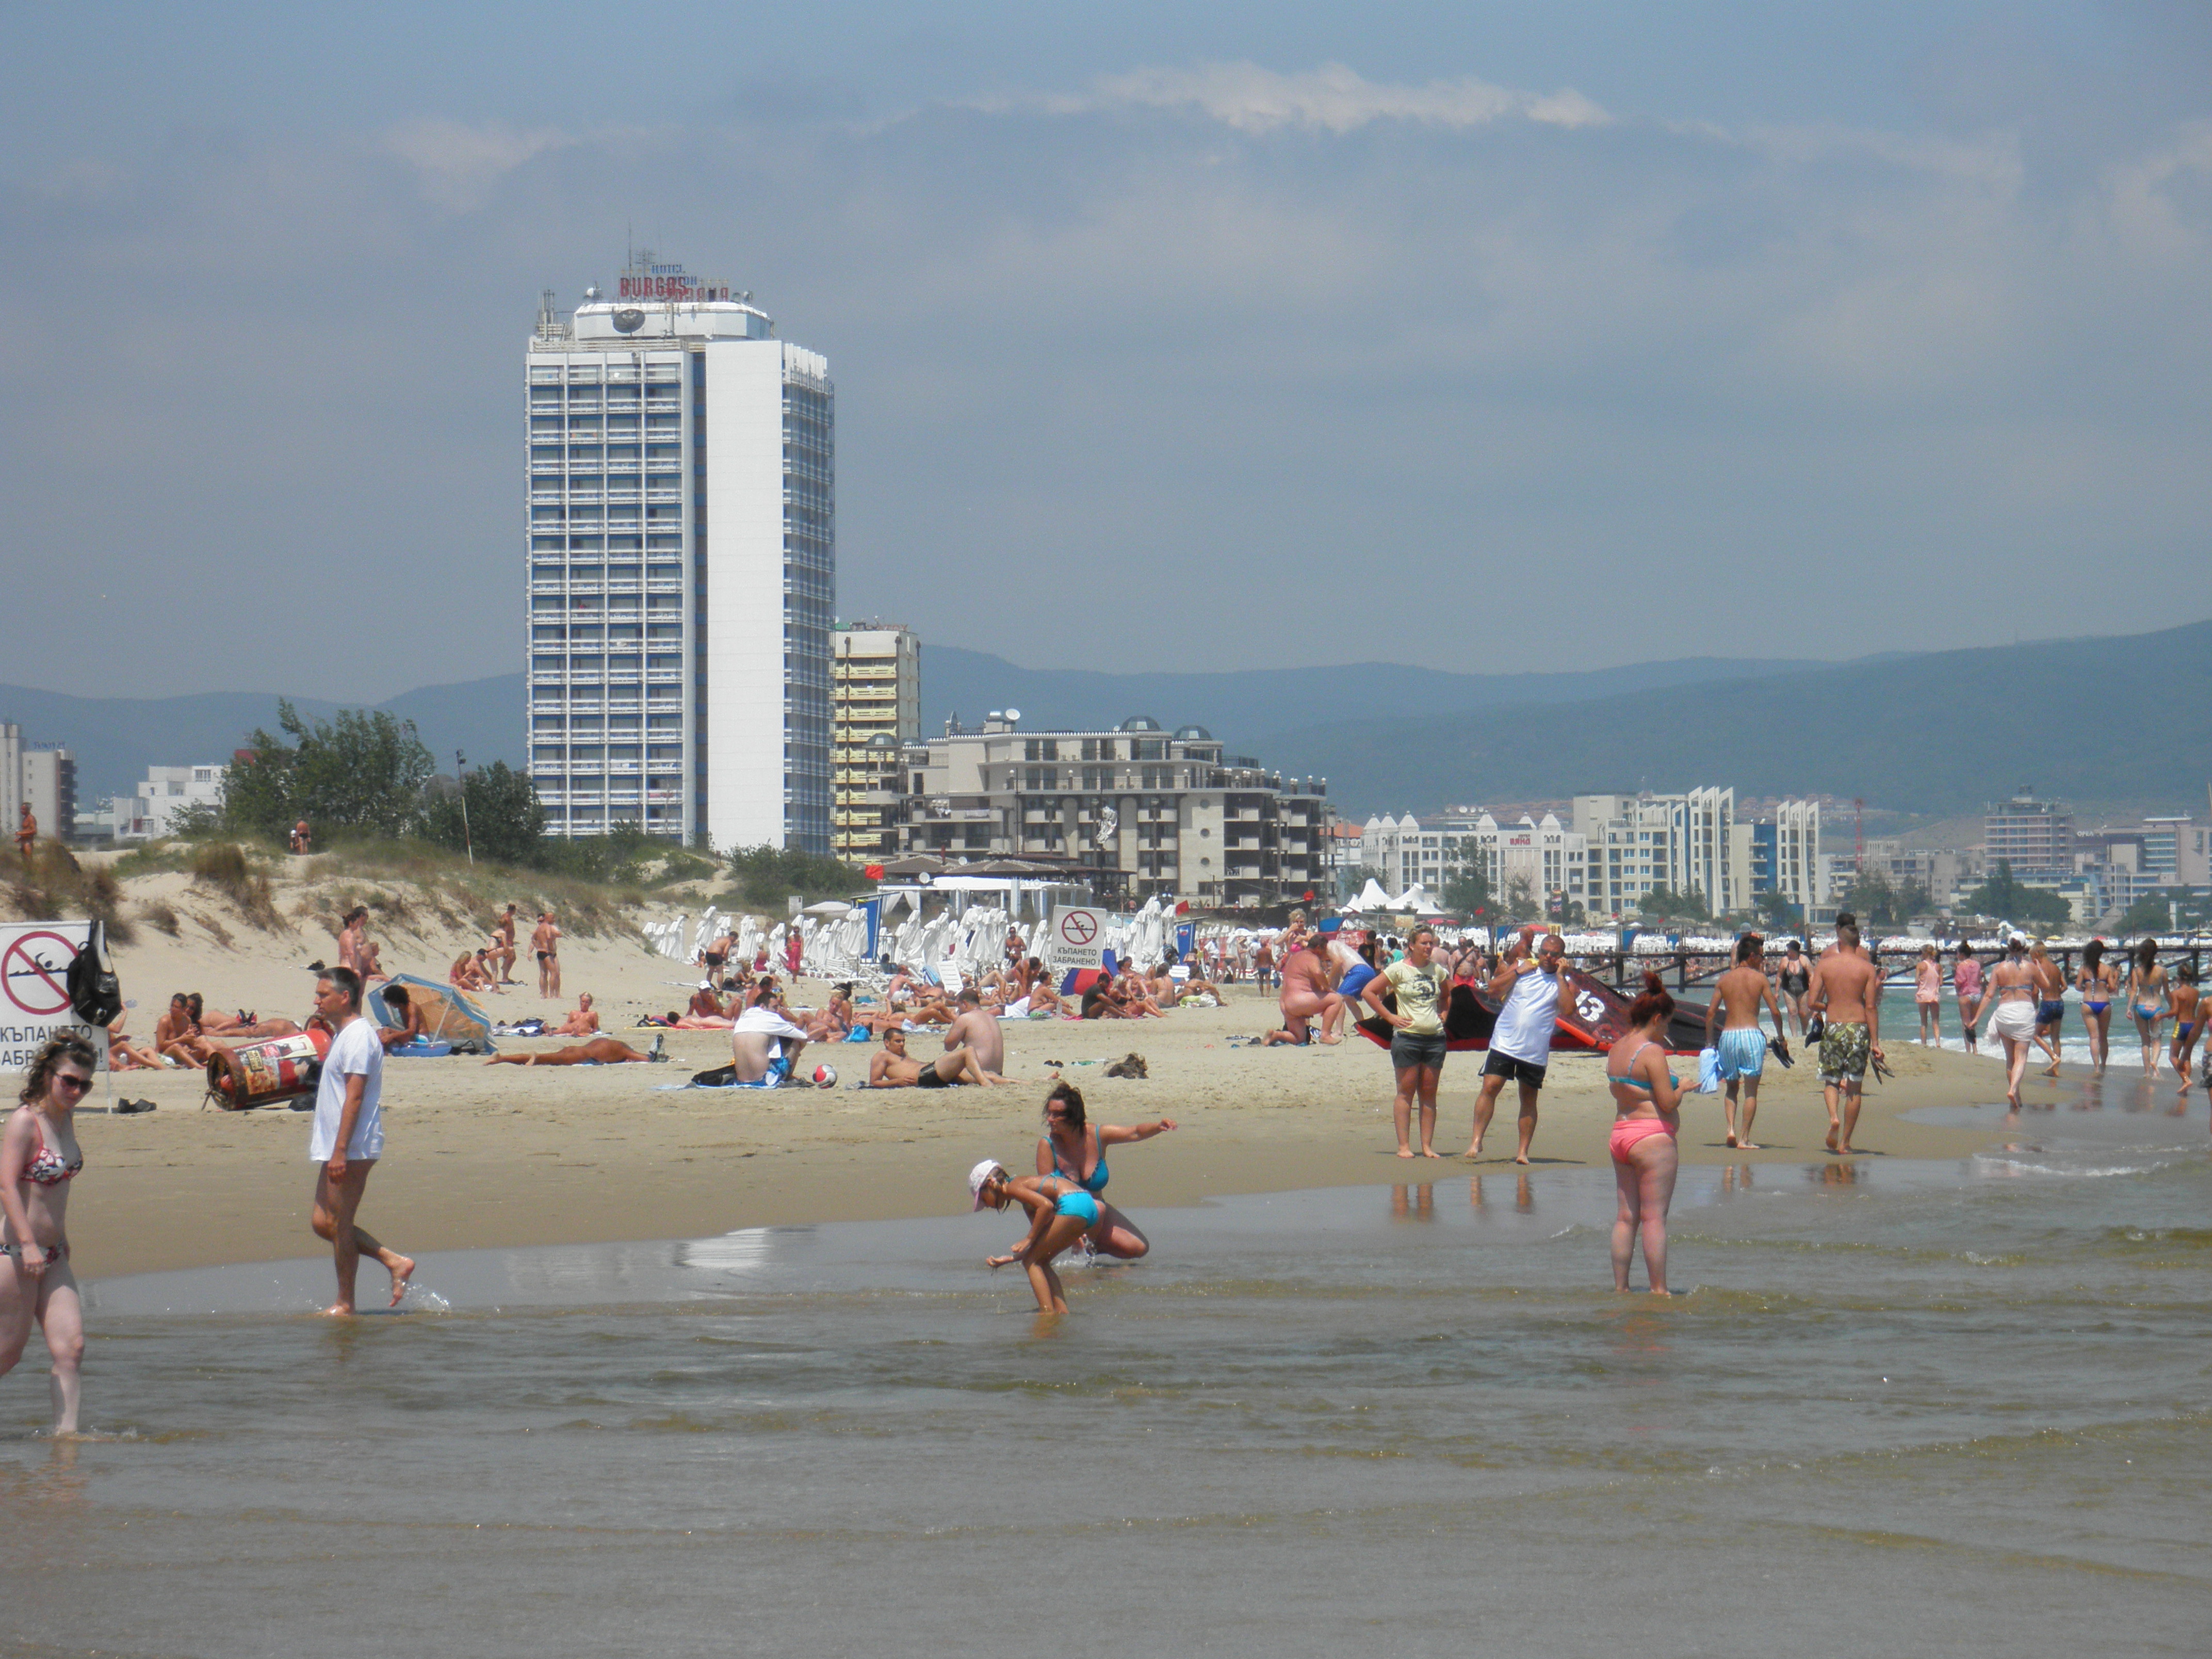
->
<box><xmin>1354</xmin><ymin>968</ymin><xmax>1712</xmax><ymax>1057</ymax></box>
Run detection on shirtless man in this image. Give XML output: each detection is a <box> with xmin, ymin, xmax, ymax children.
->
<box><xmin>336</xmin><ymin>908</ymin><xmax>371</xmax><ymax>979</ymax></box>
<box><xmin>1706</xmin><ymin>935</ymin><xmax>1787</xmax><ymax>1149</ymax></box>
<box><xmin>376</xmin><ymin>985</ymin><xmax>427</xmax><ymax>1049</ymax></box>
<box><xmin>490</xmin><ymin>905</ymin><xmax>521</xmax><ymax>984</ymax></box>
<box><xmin>1276</xmin><ymin>936</ymin><xmax>1343</xmax><ymax>1045</ymax></box>
<box><xmin>1805</xmin><ymin>920</ymin><xmax>1885</xmax><ymax>1154</ymax></box>
<box><xmin>702</xmin><ymin>926</ymin><xmax>736</xmax><ymax>991</ymax></box>
<box><xmin>867</xmin><ymin>1026</ymin><xmax>1002</xmax><ymax>1088</ymax></box>
<box><xmin>450</xmin><ymin>951</ymin><xmax>495</xmax><ymax>994</ymax></box>
<box><xmin>485</xmin><ymin>1035</ymin><xmax>657</xmax><ymax>1066</ymax></box>
<box><xmin>730</xmin><ymin>997</ymin><xmax>811</xmax><ymax>1083</ymax></box>
<box><xmin>943</xmin><ymin>988</ymin><xmax>1010</xmax><ymax>1080</ymax></box>
<box><xmin>533</xmin><ymin>913</ymin><xmax>562</xmax><ymax>997</ymax></box>
<box><xmin>550</xmin><ymin>992</ymin><xmax>601</xmax><ymax>1037</ymax></box>
<box><xmin>14</xmin><ymin>803</ymin><xmax>35</xmax><ymax>861</ymax></box>
<box><xmin>678</xmin><ymin>982</ymin><xmax>729</xmax><ymax>1029</ymax></box>
<box><xmin>289</xmin><ymin>820</ymin><xmax>312</xmax><ymax>854</ymax></box>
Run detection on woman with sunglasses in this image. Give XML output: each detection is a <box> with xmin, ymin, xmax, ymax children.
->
<box><xmin>1</xmin><ymin>1033</ymin><xmax>95</xmax><ymax>1434</ymax></box>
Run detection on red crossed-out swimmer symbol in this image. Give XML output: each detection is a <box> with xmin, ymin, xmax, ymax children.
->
<box><xmin>1059</xmin><ymin>912</ymin><xmax>1097</xmax><ymax>946</ymax></box>
<box><xmin>2</xmin><ymin>932</ymin><xmax>76</xmax><ymax>1017</ymax></box>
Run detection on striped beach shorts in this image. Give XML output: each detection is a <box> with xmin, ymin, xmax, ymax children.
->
<box><xmin>1715</xmin><ymin>1026</ymin><xmax>1768</xmax><ymax>1081</ymax></box>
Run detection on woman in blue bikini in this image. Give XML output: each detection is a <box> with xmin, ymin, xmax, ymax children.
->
<box><xmin>969</xmin><ymin>1160</ymin><xmax>1100</xmax><ymax>1313</ymax></box>
<box><xmin>2127</xmin><ymin>940</ymin><xmax>2169</xmax><ymax>1078</ymax></box>
<box><xmin>2075</xmin><ymin>939</ymin><xmax>2117</xmax><ymax>1074</ymax></box>
<box><xmin>1034</xmin><ymin>1080</ymin><xmax>1176</xmax><ymax>1260</ymax></box>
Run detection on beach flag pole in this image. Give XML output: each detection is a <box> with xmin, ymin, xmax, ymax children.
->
<box><xmin>456</xmin><ymin>750</ymin><xmax>474</xmax><ymax>867</ymax></box>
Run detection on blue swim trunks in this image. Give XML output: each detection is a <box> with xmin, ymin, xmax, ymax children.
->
<box><xmin>1054</xmin><ymin>1189</ymin><xmax>1102</xmax><ymax>1227</ymax></box>
<box><xmin>1716</xmin><ymin>1026</ymin><xmax>1767</xmax><ymax>1081</ymax></box>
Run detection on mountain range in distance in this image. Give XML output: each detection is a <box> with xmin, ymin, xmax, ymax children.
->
<box><xmin>7</xmin><ymin>619</ymin><xmax>2205</xmax><ymax>823</ymax></box>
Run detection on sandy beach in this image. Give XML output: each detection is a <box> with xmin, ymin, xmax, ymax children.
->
<box><xmin>73</xmin><ymin>876</ymin><xmax>2033</xmax><ymax>1278</ymax></box>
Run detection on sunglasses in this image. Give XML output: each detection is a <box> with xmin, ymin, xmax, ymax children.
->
<box><xmin>53</xmin><ymin>1073</ymin><xmax>93</xmax><ymax>1094</ymax></box>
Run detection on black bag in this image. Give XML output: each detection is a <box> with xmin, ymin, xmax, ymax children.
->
<box><xmin>67</xmin><ymin>920</ymin><xmax>123</xmax><ymax>1029</ymax></box>
<box><xmin>690</xmin><ymin>1063</ymin><xmax>738</xmax><ymax>1087</ymax></box>
<box><xmin>1805</xmin><ymin>1013</ymin><xmax>1825</xmax><ymax>1044</ymax></box>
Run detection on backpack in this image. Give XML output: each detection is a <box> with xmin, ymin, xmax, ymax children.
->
<box><xmin>67</xmin><ymin>919</ymin><xmax>123</xmax><ymax>1029</ymax></box>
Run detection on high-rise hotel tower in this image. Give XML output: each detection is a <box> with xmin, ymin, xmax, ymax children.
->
<box><xmin>526</xmin><ymin>255</ymin><xmax>834</xmax><ymax>852</ymax></box>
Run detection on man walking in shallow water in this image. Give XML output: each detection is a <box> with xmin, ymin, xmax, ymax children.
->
<box><xmin>1805</xmin><ymin>921</ymin><xmax>1884</xmax><ymax>1154</ymax></box>
<box><xmin>307</xmin><ymin>969</ymin><xmax>414</xmax><ymax>1315</ymax></box>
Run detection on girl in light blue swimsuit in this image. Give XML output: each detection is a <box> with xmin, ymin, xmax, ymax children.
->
<box><xmin>1035</xmin><ymin>1081</ymin><xmax>1177</xmax><ymax>1261</ymax></box>
<box><xmin>970</xmin><ymin>1160</ymin><xmax>1098</xmax><ymax>1314</ymax></box>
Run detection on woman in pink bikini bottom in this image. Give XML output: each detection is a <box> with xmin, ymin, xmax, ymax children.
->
<box><xmin>1606</xmin><ymin>973</ymin><xmax>1686</xmax><ymax>1295</ymax></box>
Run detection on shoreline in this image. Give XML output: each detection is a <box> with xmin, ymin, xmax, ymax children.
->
<box><xmin>70</xmin><ymin>993</ymin><xmax>2048</xmax><ymax>1280</ymax></box>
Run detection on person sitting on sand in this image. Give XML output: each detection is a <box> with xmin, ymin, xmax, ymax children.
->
<box><xmin>969</xmin><ymin>1159</ymin><xmax>1097</xmax><ymax>1314</ymax></box>
<box><xmin>485</xmin><ymin>1036</ymin><xmax>660</xmax><ymax>1066</ymax></box>
<box><xmin>1114</xmin><ymin>960</ymin><xmax>1168</xmax><ymax>1018</ymax></box>
<box><xmin>687</xmin><ymin>982</ymin><xmax>727</xmax><ymax>1022</ymax></box>
<box><xmin>550</xmin><ymin>993</ymin><xmax>600</xmax><ymax>1037</ymax></box>
<box><xmin>1080</xmin><ymin>975</ymin><xmax>1128</xmax><ymax>1021</ymax></box>
<box><xmin>730</xmin><ymin>995</ymin><xmax>811</xmax><ymax>1083</ymax></box>
<box><xmin>867</xmin><ymin>1027</ymin><xmax>1003</xmax><ymax>1088</ymax></box>
<box><xmin>1022</xmin><ymin>961</ymin><xmax>1065</xmax><ymax>1016</ymax></box>
<box><xmin>107</xmin><ymin>1016</ymin><xmax>167</xmax><ymax>1072</ymax></box>
<box><xmin>450</xmin><ymin>952</ymin><xmax>489</xmax><ymax>994</ymax></box>
<box><xmin>376</xmin><ymin>985</ymin><xmax>427</xmax><ymax>1050</ymax></box>
<box><xmin>154</xmin><ymin>994</ymin><xmax>217</xmax><ymax>1067</ymax></box>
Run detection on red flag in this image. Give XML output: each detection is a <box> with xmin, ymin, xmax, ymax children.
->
<box><xmin>1303</xmin><ymin>889</ymin><xmax>1315</xmax><ymax>902</ymax></box>
<box><xmin>1175</xmin><ymin>900</ymin><xmax>1189</xmax><ymax>915</ymax></box>
<box><xmin>864</xmin><ymin>864</ymin><xmax>884</xmax><ymax>880</ymax></box>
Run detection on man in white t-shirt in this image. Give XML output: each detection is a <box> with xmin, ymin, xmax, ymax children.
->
<box><xmin>308</xmin><ymin>968</ymin><xmax>414</xmax><ymax>1315</ymax></box>
<box><xmin>1463</xmin><ymin>928</ymin><xmax>1579</xmax><ymax>1164</ymax></box>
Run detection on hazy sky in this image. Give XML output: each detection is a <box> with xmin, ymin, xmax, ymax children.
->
<box><xmin>4</xmin><ymin>2</ymin><xmax>2208</xmax><ymax>699</ymax></box>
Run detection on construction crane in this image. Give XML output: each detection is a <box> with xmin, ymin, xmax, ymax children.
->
<box><xmin>1853</xmin><ymin>798</ymin><xmax>1865</xmax><ymax>872</ymax></box>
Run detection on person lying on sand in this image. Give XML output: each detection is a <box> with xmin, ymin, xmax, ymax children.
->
<box><xmin>189</xmin><ymin>993</ymin><xmax>302</xmax><ymax>1043</ymax></box>
<box><xmin>867</xmin><ymin>1026</ymin><xmax>1006</xmax><ymax>1087</ymax></box>
<box><xmin>484</xmin><ymin>1036</ymin><xmax>659</xmax><ymax>1066</ymax></box>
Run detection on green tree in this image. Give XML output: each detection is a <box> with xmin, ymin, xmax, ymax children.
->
<box><xmin>1756</xmin><ymin>887</ymin><xmax>1802</xmax><ymax>928</ymax></box>
<box><xmin>1441</xmin><ymin>861</ymin><xmax>1494</xmax><ymax>922</ymax></box>
<box><xmin>725</xmin><ymin>843</ymin><xmax>862</xmax><ymax>913</ymax></box>
<box><xmin>1961</xmin><ymin>860</ymin><xmax>2072</xmax><ymax>929</ymax></box>
<box><xmin>224</xmin><ymin>701</ymin><xmax>434</xmax><ymax>839</ymax></box>
<box><xmin>1637</xmin><ymin>885</ymin><xmax>1710</xmax><ymax>922</ymax></box>
<box><xmin>420</xmin><ymin>762</ymin><xmax>546</xmax><ymax>866</ymax></box>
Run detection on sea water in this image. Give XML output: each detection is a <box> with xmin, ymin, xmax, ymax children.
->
<box><xmin>5</xmin><ymin>1084</ymin><xmax>2207</xmax><ymax>1658</ymax></box>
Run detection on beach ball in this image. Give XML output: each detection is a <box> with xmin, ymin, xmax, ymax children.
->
<box><xmin>813</xmin><ymin>1064</ymin><xmax>838</xmax><ymax>1088</ymax></box>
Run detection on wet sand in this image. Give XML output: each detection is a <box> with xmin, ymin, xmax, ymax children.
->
<box><xmin>85</xmin><ymin>904</ymin><xmax>2029</xmax><ymax>1276</ymax></box>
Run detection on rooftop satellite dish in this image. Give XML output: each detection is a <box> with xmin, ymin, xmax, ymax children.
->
<box><xmin>612</xmin><ymin>308</ymin><xmax>645</xmax><ymax>334</ymax></box>
<box><xmin>1004</xmin><ymin>707</ymin><xmax>1022</xmax><ymax>722</ymax></box>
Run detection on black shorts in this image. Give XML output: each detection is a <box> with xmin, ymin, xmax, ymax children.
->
<box><xmin>1483</xmin><ymin>1051</ymin><xmax>1548</xmax><ymax>1088</ymax></box>
<box><xmin>704</xmin><ymin>952</ymin><xmax>725</xmax><ymax>969</ymax></box>
<box><xmin>535</xmin><ymin>951</ymin><xmax>550</xmax><ymax>964</ymax></box>
<box><xmin>1390</xmin><ymin>1031</ymin><xmax>1449</xmax><ymax>1070</ymax></box>
<box><xmin>916</xmin><ymin>1067</ymin><xmax>966</xmax><ymax>1089</ymax></box>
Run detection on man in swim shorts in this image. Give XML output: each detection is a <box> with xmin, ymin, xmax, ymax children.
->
<box><xmin>1706</xmin><ymin>934</ymin><xmax>1786</xmax><ymax>1149</ymax></box>
<box><xmin>868</xmin><ymin>1026</ymin><xmax>1004</xmax><ymax>1088</ymax></box>
<box><xmin>532</xmin><ymin>912</ymin><xmax>562</xmax><ymax>998</ymax></box>
<box><xmin>1806</xmin><ymin>920</ymin><xmax>1884</xmax><ymax>1154</ymax></box>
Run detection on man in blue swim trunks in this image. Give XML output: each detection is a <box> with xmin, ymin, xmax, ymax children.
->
<box><xmin>1706</xmin><ymin>935</ymin><xmax>1786</xmax><ymax>1149</ymax></box>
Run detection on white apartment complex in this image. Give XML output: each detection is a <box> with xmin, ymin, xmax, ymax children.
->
<box><xmin>1</xmin><ymin>724</ymin><xmax>76</xmax><ymax>842</ymax></box>
<box><xmin>92</xmin><ymin>764</ymin><xmax>227</xmax><ymax>842</ymax></box>
<box><xmin>527</xmin><ymin>255</ymin><xmax>835</xmax><ymax>852</ymax></box>
<box><xmin>1359</xmin><ymin>812</ymin><xmax>1589</xmax><ymax>912</ymax></box>
<box><xmin>831</xmin><ymin>624</ymin><xmax>921</xmax><ymax>863</ymax></box>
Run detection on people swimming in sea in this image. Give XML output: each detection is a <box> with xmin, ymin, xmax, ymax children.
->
<box><xmin>969</xmin><ymin>1159</ymin><xmax>1098</xmax><ymax>1314</ymax></box>
<box><xmin>1606</xmin><ymin>974</ymin><xmax>1683</xmax><ymax>1296</ymax></box>
<box><xmin>1032</xmin><ymin>1080</ymin><xmax>1175</xmax><ymax>1260</ymax></box>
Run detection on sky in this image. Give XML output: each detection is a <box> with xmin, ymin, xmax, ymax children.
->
<box><xmin>3</xmin><ymin>2</ymin><xmax>2208</xmax><ymax>700</ymax></box>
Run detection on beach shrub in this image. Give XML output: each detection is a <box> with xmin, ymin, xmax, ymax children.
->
<box><xmin>189</xmin><ymin>841</ymin><xmax>284</xmax><ymax>931</ymax></box>
<box><xmin>420</xmin><ymin>761</ymin><xmax>546</xmax><ymax>867</ymax></box>
<box><xmin>723</xmin><ymin>843</ymin><xmax>861</xmax><ymax>914</ymax></box>
<box><xmin>5</xmin><ymin>843</ymin><xmax>134</xmax><ymax>944</ymax></box>
<box><xmin>140</xmin><ymin>902</ymin><xmax>181</xmax><ymax>937</ymax></box>
<box><xmin>224</xmin><ymin>701</ymin><xmax>435</xmax><ymax>840</ymax></box>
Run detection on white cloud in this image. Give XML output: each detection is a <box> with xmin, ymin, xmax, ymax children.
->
<box><xmin>998</xmin><ymin>60</ymin><xmax>1611</xmax><ymax>135</ymax></box>
<box><xmin>2106</xmin><ymin>118</ymin><xmax>2212</xmax><ymax>253</ymax></box>
<box><xmin>382</xmin><ymin>117</ymin><xmax>567</xmax><ymax>210</ymax></box>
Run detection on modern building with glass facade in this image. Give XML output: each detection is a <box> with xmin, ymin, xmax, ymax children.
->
<box><xmin>526</xmin><ymin>256</ymin><xmax>834</xmax><ymax>851</ymax></box>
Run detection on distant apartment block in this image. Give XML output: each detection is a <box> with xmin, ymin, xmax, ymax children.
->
<box><xmin>93</xmin><ymin>764</ymin><xmax>227</xmax><ymax>842</ymax></box>
<box><xmin>1359</xmin><ymin>811</ymin><xmax>1590</xmax><ymax>914</ymax></box>
<box><xmin>831</xmin><ymin>624</ymin><xmax>920</xmax><ymax>863</ymax></box>
<box><xmin>1</xmin><ymin>724</ymin><xmax>76</xmax><ymax>844</ymax></box>
<box><xmin>1984</xmin><ymin>790</ymin><xmax>2073</xmax><ymax>876</ymax></box>
<box><xmin>896</xmin><ymin>715</ymin><xmax>1326</xmax><ymax>907</ymax></box>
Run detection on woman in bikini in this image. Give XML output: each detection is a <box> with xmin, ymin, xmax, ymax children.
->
<box><xmin>1774</xmin><ymin>940</ymin><xmax>1813</xmax><ymax>1042</ymax></box>
<box><xmin>2127</xmin><ymin>940</ymin><xmax>2169</xmax><ymax>1078</ymax></box>
<box><xmin>1606</xmin><ymin>973</ymin><xmax>1683</xmax><ymax>1296</ymax></box>
<box><xmin>1913</xmin><ymin>942</ymin><xmax>1944</xmax><ymax>1046</ymax></box>
<box><xmin>1031</xmin><ymin>1080</ymin><xmax>1175</xmax><ymax>1261</ymax></box>
<box><xmin>2075</xmin><ymin>939</ymin><xmax>2117</xmax><ymax>1074</ymax></box>
<box><xmin>1975</xmin><ymin>936</ymin><xmax>2042</xmax><ymax>1112</ymax></box>
<box><xmin>1</xmin><ymin>1034</ymin><xmax>94</xmax><ymax>1435</ymax></box>
<box><xmin>2166</xmin><ymin>965</ymin><xmax>2201</xmax><ymax>1098</ymax></box>
<box><xmin>1953</xmin><ymin>943</ymin><xmax>1985</xmax><ymax>1055</ymax></box>
<box><xmin>968</xmin><ymin>1160</ymin><xmax>1101</xmax><ymax>1314</ymax></box>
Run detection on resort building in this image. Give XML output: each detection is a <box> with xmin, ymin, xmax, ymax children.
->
<box><xmin>89</xmin><ymin>763</ymin><xmax>224</xmax><ymax>843</ymax></box>
<box><xmin>526</xmin><ymin>254</ymin><xmax>835</xmax><ymax>851</ymax></box>
<box><xmin>893</xmin><ymin>715</ymin><xmax>1328</xmax><ymax>907</ymax></box>
<box><xmin>1357</xmin><ymin>811</ymin><xmax>1590</xmax><ymax>916</ymax></box>
<box><xmin>832</xmin><ymin>624</ymin><xmax>921</xmax><ymax>863</ymax></box>
<box><xmin>1</xmin><ymin>725</ymin><xmax>75</xmax><ymax>843</ymax></box>
<box><xmin>1983</xmin><ymin>790</ymin><xmax>2073</xmax><ymax>877</ymax></box>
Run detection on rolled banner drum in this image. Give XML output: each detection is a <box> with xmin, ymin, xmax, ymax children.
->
<box><xmin>204</xmin><ymin>1027</ymin><xmax>331</xmax><ymax>1111</ymax></box>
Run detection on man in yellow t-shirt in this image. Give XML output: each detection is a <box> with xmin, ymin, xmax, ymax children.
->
<box><xmin>1363</xmin><ymin>925</ymin><xmax>1452</xmax><ymax>1158</ymax></box>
